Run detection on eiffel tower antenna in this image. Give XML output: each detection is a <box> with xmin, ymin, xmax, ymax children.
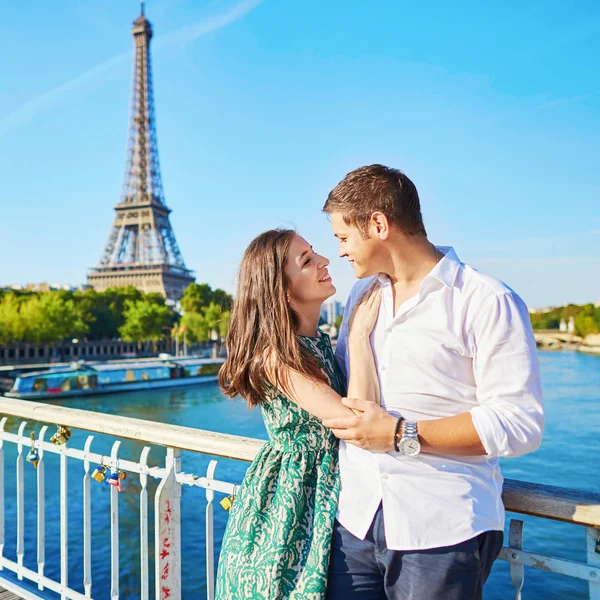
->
<box><xmin>88</xmin><ymin>4</ymin><xmax>195</xmax><ymax>301</ymax></box>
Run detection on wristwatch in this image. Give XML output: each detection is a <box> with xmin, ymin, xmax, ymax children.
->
<box><xmin>398</xmin><ymin>421</ymin><xmax>421</xmax><ymax>457</ymax></box>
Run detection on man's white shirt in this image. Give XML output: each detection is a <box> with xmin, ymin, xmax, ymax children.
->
<box><xmin>335</xmin><ymin>247</ymin><xmax>544</xmax><ymax>551</ymax></box>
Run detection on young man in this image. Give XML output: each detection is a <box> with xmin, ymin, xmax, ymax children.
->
<box><xmin>321</xmin><ymin>165</ymin><xmax>544</xmax><ymax>600</ymax></box>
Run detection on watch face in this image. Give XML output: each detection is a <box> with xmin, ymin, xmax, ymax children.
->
<box><xmin>399</xmin><ymin>437</ymin><xmax>421</xmax><ymax>457</ymax></box>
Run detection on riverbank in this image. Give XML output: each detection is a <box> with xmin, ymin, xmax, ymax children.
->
<box><xmin>578</xmin><ymin>345</ymin><xmax>600</xmax><ymax>355</ymax></box>
<box><xmin>534</xmin><ymin>330</ymin><xmax>600</xmax><ymax>354</ymax></box>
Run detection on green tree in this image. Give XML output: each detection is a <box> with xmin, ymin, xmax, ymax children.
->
<box><xmin>219</xmin><ymin>310</ymin><xmax>231</xmax><ymax>338</ymax></box>
<box><xmin>0</xmin><ymin>292</ymin><xmax>25</xmax><ymax>345</ymax></box>
<box><xmin>72</xmin><ymin>287</ymin><xmax>168</xmax><ymax>340</ymax></box>
<box><xmin>213</xmin><ymin>288</ymin><xmax>233</xmax><ymax>311</ymax></box>
<box><xmin>181</xmin><ymin>311</ymin><xmax>209</xmax><ymax>343</ymax></box>
<box><xmin>19</xmin><ymin>292</ymin><xmax>88</xmax><ymax>344</ymax></box>
<box><xmin>73</xmin><ymin>286</ymin><xmax>144</xmax><ymax>340</ymax></box>
<box><xmin>561</xmin><ymin>304</ymin><xmax>582</xmax><ymax>320</ymax></box>
<box><xmin>119</xmin><ymin>299</ymin><xmax>171</xmax><ymax>349</ymax></box>
<box><xmin>180</xmin><ymin>301</ymin><xmax>230</xmax><ymax>342</ymax></box>
<box><xmin>574</xmin><ymin>304</ymin><xmax>599</xmax><ymax>337</ymax></box>
<box><xmin>180</xmin><ymin>283</ymin><xmax>214</xmax><ymax>314</ymax></box>
<box><xmin>73</xmin><ymin>289</ymin><xmax>100</xmax><ymax>337</ymax></box>
<box><xmin>334</xmin><ymin>314</ymin><xmax>344</xmax><ymax>330</ymax></box>
<box><xmin>106</xmin><ymin>287</ymin><xmax>144</xmax><ymax>336</ymax></box>
<box><xmin>203</xmin><ymin>302</ymin><xmax>223</xmax><ymax>338</ymax></box>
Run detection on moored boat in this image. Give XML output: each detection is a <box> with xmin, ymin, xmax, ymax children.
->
<box><xmin>5</xmin><ymin>357</ymin><xmax>224</xmax><ymax>400</ymax></box>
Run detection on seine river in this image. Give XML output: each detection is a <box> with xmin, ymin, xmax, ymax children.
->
<box><xmin>1</xmin><ymin>350</ymin><xmax>599</xmax><ymax>599</ymax></box>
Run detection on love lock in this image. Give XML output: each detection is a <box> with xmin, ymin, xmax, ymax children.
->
<box><xmin>107</xmin><ymin>470</ymin><xmax>125</xmax><ymax>492</ymax></box>
<box><xmin>220</xmin><ymin>495</ymin><xmax>235</xmax><ymax>511</ymax></box>
<box><xmin>50</xmin><ymin>425</ymin><xmax>72</xmax><ymax>445</ymax></box>
<box><xmin>92</xmin><ymin>465</ymin><xmax>107</xmax><ymax>483</ymax></box>
<box><xmin>26</xmin><ymin>432</ymin><xmax>40</xmax><ymax>469</ymax></box>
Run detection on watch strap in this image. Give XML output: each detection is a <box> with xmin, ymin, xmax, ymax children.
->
<box><xmin>403</xmin><ymin>421</ymin><xmax>418</xmax><ymax>440</ymax></box>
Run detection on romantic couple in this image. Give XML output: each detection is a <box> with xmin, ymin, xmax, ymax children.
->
<box><xmin>215</xmin><ymin>164</ymin><xmax>544</xmax><ymax>599</ymax></box>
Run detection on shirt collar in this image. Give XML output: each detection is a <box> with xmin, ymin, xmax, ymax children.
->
<box><xmin>376</xmin><ymin>246</ymin><xmax>461</xmax><ymax>289</ymax></box>
<box><xmin>430</xmin><ymin>246</ymin><xmax>461</xmax><ymax>289</ymax></box>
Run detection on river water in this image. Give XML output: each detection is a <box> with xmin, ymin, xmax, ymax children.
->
<box><xmin>1</xmin><ymin>349</ymin><xmax>599</xmax><ymax>599</ymax></box>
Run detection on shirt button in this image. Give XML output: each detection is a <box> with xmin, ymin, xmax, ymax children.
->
<box><xmin>382</xmin><ymin>474</ymin><xmax>389</xmax><ymax>480</ymax></box>
<box><xmin>379</xmin><ymin>364</ymin><xmax>387</xmax><ymax>371</ymax></box>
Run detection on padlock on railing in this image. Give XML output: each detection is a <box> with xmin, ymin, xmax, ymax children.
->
<box><xmin>50</xmin><ymin>425</ymin><xmax>72</xmax><ymax>445</ymax></box>
<box><xmin>26</xmin><ymin>432</ymin><xmax>40</xmax><ymax>469</ymax></box>
<box><xmin>92</xmin><ymin>465</ymin><xmax>107</xmax><ymax>483</ymax></box>
<box><xmin>220</xmin><ymin>495</ymin><xmax>235</xmax><ymax>511</ymax></box>
<box><xmin>107</xmin><ymin>470</ymin><xmax>126</xmax><ymax>492</ymax></box>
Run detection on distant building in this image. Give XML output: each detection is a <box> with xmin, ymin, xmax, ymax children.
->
<box><xmin>320</xmin><ymin>299</ymin><xmax>344</xmax><ymax>325</ymax></box>
<box><xmin>559</xmin><ymin>319</ymin><xmax>567</xmax><ymax>332</ymax></box>
<box><xmin>4</xmin><ymin>283</ymin><xmax>90</xmax><ymax>293</ymax></box>
<box><xmin>567</xmin><ymin>316</ymin><xmax>575</xmax><ymax>334</ymax></box>
<box><xmin>529</xmin><ymin>306</ymin><xmax>557</xmax><ymax>314</ymax></box>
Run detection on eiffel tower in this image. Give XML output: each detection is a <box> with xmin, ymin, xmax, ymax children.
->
<box><xmin>88</xmin><ymin>2</ymin><xmax>194</xmax><ymax>301</ymax></box>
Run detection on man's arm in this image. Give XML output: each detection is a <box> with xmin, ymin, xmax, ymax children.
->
<box><xmin>467</xmin><ymin>290</ymin><xmax>544</xmax><ymax>458</ymax></box>
<box><xmin>323</xmin><ymin>398</ymin><xmax>486</xmax><ymax>454</ymax></box>
<box><xmin>323</xmin><ymin>290</ymin><xmax>544</xmax><ymax>457</ymax></box>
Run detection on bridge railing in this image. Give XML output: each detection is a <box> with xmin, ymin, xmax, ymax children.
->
<box><xmin>0</xmin><ymin>396</ymin><xmax>598</xmax><ymax>600</ymax></box>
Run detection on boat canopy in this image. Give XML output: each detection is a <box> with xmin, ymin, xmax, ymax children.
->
<box><xmin>91</xmin><ymin>361</ymin><xmax>170</xmax><ymax>371</ymax></box>
<box><xmin>170</xmin><ymin>357</ymin><xmax>223</xmax><ymax>377</ymax></box>
<box><xmin>91</xmin><ymin>362</ymin><xmax>171</xmax><ymax>385</ymax></box>
<box><xmin>11</xmin><ymin>368</ymin><xmax>97</xmax><ymax>394</ymax></box>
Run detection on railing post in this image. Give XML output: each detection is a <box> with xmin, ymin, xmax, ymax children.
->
<box><xmin>155</xmin><ymin>448</ymin><xmax>181</xmax><ymax>600</ymax></box>
<box><xmin>110</xmin><ymin>440</ymin><xmax>122</xmax><ymax>600</ymax></box>
<box><xmin>37</xmin><ymin>425</ymin><xmax>48</xmax><ymax>591</ymax></box>
<box><xmin>205</xmin><ymin>460</ymin><xmax>218</xmax><ymax>600</ymax></box>
<box><xmin>59</xmin><ymin>431</ymin><xmax>69</xmax><ymax>600</ymax></box>
<box><xmin>82</xmin><ymin>435</ymin><xmax>94</xmax><ymax>598</ymax></box>
<box><xmin>139</xmin><ymin>446</ymin><xmax>152</xmax><ymax>600</ymax></box>
<box><xmin>16</xmin><ymin>421</ymin><xmax>27</xmax><ymax>580</ymax></box>
<box><xmin>508</xmin><ymin>519</ymin><xmax>525</xmax><ymax>600</ymax></box>
<box><xmin>0</xmin><ymin>417</ymin><xmax>6</xmax><ymax>569</ymax></box>
<box><xmin>587</xmin><ymin>527</ymin><xmax>600</xmax><ymax>600</ymax></box>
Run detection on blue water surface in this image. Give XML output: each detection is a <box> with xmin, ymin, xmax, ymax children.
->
<box><xmin>1</xmin><ymin>349</ymin><xmax>598</xmax><ymax>599</ymax></box>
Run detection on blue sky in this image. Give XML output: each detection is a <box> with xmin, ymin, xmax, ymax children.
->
<box><xmin>1</xmin><ymin>0</ymin><xmax>598</xmax><ymax>308</ymax></box>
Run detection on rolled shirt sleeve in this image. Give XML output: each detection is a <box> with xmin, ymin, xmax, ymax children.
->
<box><xmin>469</xmin><ymin>290</ymin><xmax>544</xmax><ymax>458</ymax></box>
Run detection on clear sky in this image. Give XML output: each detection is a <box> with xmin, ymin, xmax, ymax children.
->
<box><xmin>1</xmin><ymin>0</ymin><xmax>598</xmax><ymax>308</ymax></box>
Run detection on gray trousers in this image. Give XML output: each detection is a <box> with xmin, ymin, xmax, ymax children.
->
<box><xmin>326</xmin><ymin>504</ymin><xmax>503</xmax><ymax>600</ymax></box>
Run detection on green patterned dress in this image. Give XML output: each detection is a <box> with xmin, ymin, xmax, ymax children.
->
<box><xmin>216</xmin><ymin>334</ymin><xmax>346</xmax><ymax>600</ymax></box>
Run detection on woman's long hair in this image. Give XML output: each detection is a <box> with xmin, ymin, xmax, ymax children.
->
<box><xmin>218</xmin><ymin>229</ymin><xmax>329</xmax><ymax>407</ymax></box>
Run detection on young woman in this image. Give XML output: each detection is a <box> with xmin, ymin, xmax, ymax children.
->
<box><xmin>216</xmin><ymin>229</ymin><xmax>381</xmax><ymax>599</ymax></box>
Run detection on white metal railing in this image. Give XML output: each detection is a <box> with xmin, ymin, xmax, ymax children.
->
<box><xmin>0</xmin><ymin>396</ymin><xmax>599</xmax><ymax>600</ymax></box>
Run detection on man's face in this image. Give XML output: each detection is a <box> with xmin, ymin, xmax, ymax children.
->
<box><xmin>330</xmin><ymin>213</ymin><xmax>380</xmax><ymax>279</ymax></box>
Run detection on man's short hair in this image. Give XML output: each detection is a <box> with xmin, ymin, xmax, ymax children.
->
<box><xmin>323</xmin><ymin>164</ymin><xmax>427</xmax><ymax>237</ymax></box>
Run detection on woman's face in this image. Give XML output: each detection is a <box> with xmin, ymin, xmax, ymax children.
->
<box><xmin>284</xmin><ymin>234</ymin><xmax>335</xmax><ymax>306</ymax></box>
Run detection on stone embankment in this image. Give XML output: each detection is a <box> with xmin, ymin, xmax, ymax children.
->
<box><xmin>578</xmin><ymin>334</ymin><xmax>600</xmax><ymax>355</ymax></box>
<box><xmin>534</xmin><ymin>330</ymin><xmax>600</xmax><ymax>354</ymax></box>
